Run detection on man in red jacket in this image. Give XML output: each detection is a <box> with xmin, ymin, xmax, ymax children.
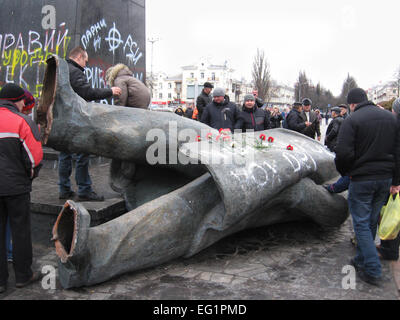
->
<box><xmin>0</xmin><ymin>84</ymin><xmax>43</xmax><ymax>293</ymax></box>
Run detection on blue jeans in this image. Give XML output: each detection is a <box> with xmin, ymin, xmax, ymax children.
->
<box><xmin>6</xmin><ymin>218</ymin><xmax>12</xmax><ymax>260</ymax></box>
<box><xmin>58</xmin><ymin>152</ymin><xmax>92</xmax><ymax>196</ymax></box>
<box><xmin>332</xmin><ymin>176</ymin><xmax>350</xmax><ymax>193</ymax></box>
<box><xmin>348</xmin><ymin>178</ymin><xmax>392</xmax><ymax>278</ymax></box>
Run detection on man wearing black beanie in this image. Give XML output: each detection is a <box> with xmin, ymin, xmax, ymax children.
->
<box><xmin>335</xmin><ymin>87</ymin><xmax>398</xmax><ymax>286</ymax></box>
<box><xmin>0</xmin><ymin>84</ymin><xmax>43</xmax><ymax>293</ymax></box>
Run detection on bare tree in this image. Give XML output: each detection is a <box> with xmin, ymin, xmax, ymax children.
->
<box><xmin>252</xmin><ymin>49</ymin><xmax>272</xmax><ymax>102</ymax></box>
<box><xmin>146</xmin><ymin>73</ymin><xmax>156</xmax><ymax>100</ymax></box>
<box><xmin>294</xmin><ymin>71</ymin><xmax>311</xmax><ymax>101</ymax></box>
<box><xmin>339</xmin><ymin>73</ymin><xmax>358</xmax><ymax>103</ymax></box>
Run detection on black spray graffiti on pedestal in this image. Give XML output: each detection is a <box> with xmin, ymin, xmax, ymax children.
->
<box><xmin>0</xmin><ymin>0</ymin><xmax>146</xmax><ymax>99</ymax></box>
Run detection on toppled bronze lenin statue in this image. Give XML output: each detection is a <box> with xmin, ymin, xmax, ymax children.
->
<box><xmin>36</xmin><ymin>55</ymin><xmax>348</xmax><ymax>288</ymax></box>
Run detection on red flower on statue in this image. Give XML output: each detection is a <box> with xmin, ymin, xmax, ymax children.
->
<box><xmin>259</xmin><ymin>134</ymin><xmax>266</xmax><ymax>141</ymax></box>
<box><xmin>196</xmin><ymin>135</ymin><xmax>201</xmax><ymax>142</ymax></box>
<box><xmin>287</xmin><ymin>145</ymin><xmax>294</xmax><ymax>151</ymax></box>
<box><xmin>219</xmin><ymin>128</ymin><xmax>231</xmax><ymax>135</ymax></box>
<box><xmin>267</xmin><ymin>136</ymin><xmax>274</xmax><ymax>143</ymax></box>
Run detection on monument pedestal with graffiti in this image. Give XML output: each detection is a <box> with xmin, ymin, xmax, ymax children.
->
<box><xmin>0</xmin><ymin>0</ymin><xmax>145</xmax><ymax>98</ymax></box>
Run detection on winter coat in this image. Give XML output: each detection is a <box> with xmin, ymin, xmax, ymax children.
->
<box><xmin>324</xmin><ymin>116</ymin><xmax>344</xmax><ymax>152</ymax></box>
<box><xmin>201</xmin><ymin>99</ymin><xmax>238</xmax><ymax>132</ymax></box>
<box><xmin>196</xmin><ymin>90</ymin><xmax>212</xmax><ymax>121</ymax></box>
<box><xmin>270</xmin><ymin>113</ymin><xmax>283</xmax><ymax>129</ymax></box>
<box><xmin>235</xmin><ymin>105</ymin><xmax>271</xmax><ymax>132</ymax></box>
<box><xmin>184</xmin><ymin>107</ymin><xmax>194</xmax><ymax>119</ymax></box>
<box><xmin>67</xmin><ymin>59</ymin><xmax>113</xmax><ymax>102</ymax></box>
<box><xmin>286</xmin><ymin>108</ymin><xmax>306</xmax><ymax>133</ymax></box>
<box><xmin>300</xmin><ymin>110</ymin><xmax>321</xmax><ymax>139</ymax></box>
<box><xmin>105</xmin><ymin>64</ymin><xmax>150</xmax><ymax>109</ymax></box>
<box><xmin>0</xmin><ymin>100</ymin><xmax>43</xmax><ymax>196</ymax></box>
<box><xmin>335</xmin><ymin>102</ymin><xmax>397</xmax><ymax>181</ymax></box>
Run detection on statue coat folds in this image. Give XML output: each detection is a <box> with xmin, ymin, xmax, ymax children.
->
<box><xmin>37</xmin><ymin>56</ymin><xmax>348</xmax><ymax>288</ymax></box>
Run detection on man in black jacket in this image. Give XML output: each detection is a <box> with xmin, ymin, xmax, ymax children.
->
<box><xmin>324</xmin><ymin>107</ymin><xmax>343</xmax><ymax>152</ymax></box>
<box><xmin>58</xmin><ymin>47</ymin><xmax>121</xmax><ymax>201</ymax></box>
<box><xmin>300</xmin><ymin>98</ymin><xmax>321</xmax><ymax>141</ymax></box>
<box><xmin>335</xmin><ymin>88</ymin><xmax>397</xmax><ymax>286</ymax></box>
<box><xmin>286</xmin><ymin>102</ymin><xmax>311</xmax><ymax>133</ymax></box>
<box><xmin>196</xmin><ymin>82</ymin><xmax>213</xmax><ymax>121</ymax></box>
<box><xmin>235</xmin><ymin>94</ymin><xmax>270</xmax><ymax>132</ymax></box>
<box><xmin>201</xmin><ymin>87</ymin><xmax>237</xmax><ymax>132</ymax></box>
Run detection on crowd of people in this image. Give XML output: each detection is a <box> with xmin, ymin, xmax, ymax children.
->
<box><xmin>1</xmin><ymin>46</ymin><xmax>400</xmax><ymax>293</ymax></box>
<box><xmin>184</xmin><ymin>82</ymin><xmax>400</xmax><ymax>287</ymax></box>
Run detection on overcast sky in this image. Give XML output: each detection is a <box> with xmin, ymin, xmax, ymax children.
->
<box><xmin>146</xmin><ymin>0</ymin><xmax>399</xmax><ymax>96</ymax></box>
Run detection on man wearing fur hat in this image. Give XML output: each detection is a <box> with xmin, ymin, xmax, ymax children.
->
<box><xmin>235</xmin><ymin>94</ymin><xmax>270</xmax><ymax>132</ymax></box>
<box><xmin>105</xmin><ymin>64</ymin><xmax>151</xmax><ymax>109</ymax></box>
<box><xmin>0</xmin><ymin>84</ymin><xmax>43</xmax><ymax>293</ymax></box>
<box><xmin>335</xmin><ymin>88</ymin><xmax>397</xmax><ymax>286</ymax></box>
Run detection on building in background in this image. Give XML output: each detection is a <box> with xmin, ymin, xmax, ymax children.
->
<box><xmin>148</xmin><ymin>58</ymin><xmax>295</xmax><ymax>109</ymax></box>
<box><xmin>149</xmin><ymin>72</ymin><xmax>182</xmax><ymax>106</ymax></box>
<box><xmin>367</xmin><ymin>82</ymin><xmax>399</xmax><ymax>105</ymax></box>
<box><xmin>181</xmin><ymin>58</ymin><xmax>236</xmax><ymax>104</ymax></box>
<box><xmin>269</xmin><ymin>83</ymin><xmax>295</xmax><ymax>109</ymax></box>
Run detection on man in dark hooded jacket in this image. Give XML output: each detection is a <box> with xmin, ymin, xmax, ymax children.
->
<box><xmin>324</xmin><ymin>107</ymin><xmax>344</xmax><ymax>152</ymax></box>
<box><xmin>201</xmin><ymin>87</ymin><xmax>237</xmax><ymax>132</ymax></box>
<box><xmin>235</xmin><ymin>94</ymin><xmax>270</xmax><ymax>132</ymax></box>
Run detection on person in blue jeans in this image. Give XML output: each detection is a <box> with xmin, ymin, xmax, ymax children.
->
<box><xmin>6</xmin><ymin>219</ymin><xmax>12</xmax><ymax>262</ymax></box>
<box><xmin>58</xmin><ymin>46</ymin><xmax>121</xmax><ymax>201</ymax></box>
<box><xmin>58</xmin><ymin>152</ymin><xmax>96</xmax><ymax>200</ymax></box>
<box><xmin>335</xmin><ymin>88</ymin><xmax>398</xmax><ymax>286</ymax></box>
